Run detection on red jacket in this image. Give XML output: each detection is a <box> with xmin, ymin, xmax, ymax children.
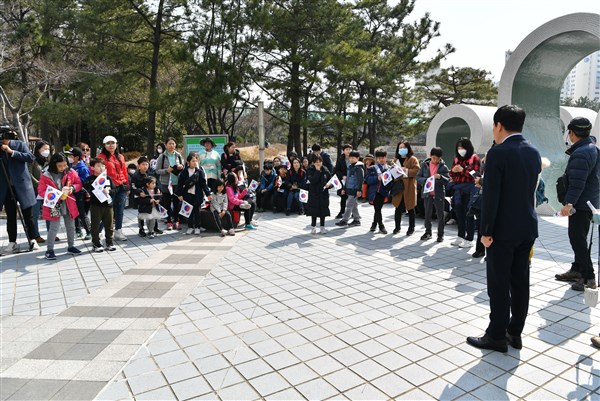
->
<box><xmin>97</xmin><ymin>152</ymin><xmax>129</xmax><ymax>187</ymax></box>
<box><xmin>38</xmin><ymin>170</ymin><xmax>82</xmax><ymax>221</ymax></box>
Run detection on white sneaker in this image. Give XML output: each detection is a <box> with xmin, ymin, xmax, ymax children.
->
<box><xmin>195</xmin><ymin>229</ymin><xmax>202</xmax><ymax>235</ymax></box>
<box><xmin>30</xmin><ymin>241</ymin><xmax>40</xmax><ymax>251</ymax></box>
<box><xmin>2</xmin><ymin>242</ymin><xmax>18</xmax><ymax>254</ymax></box>
<box><xmin>319</xmin><ymin>227</ymin><xmax>327</xmax><ymax>235</ymax></box>
<box><xmin>114</xmin><ymin>229</ymin><xmax>127</xmax><ymax>241</ymax></box>
<box><xmin>311</xmin><ymin>227</ymin><xmax>318</xmax><ymax>234</ymax></box>
<box><xmin>459</xmin><ymin>239</ymin><xmax>473</xmax><ymax>248</ymax></box>
<box><xmin>220</xmin><ymin>229</ymin><xmax>227</xmax><ymax>237</ymax></box>
<box><xmin>199</xmin><ymin>227</ymin><xmax>206</xmax><ymax>232</ymax></box>
<box><xmin>251</xmin><ymin>220</ymin><xmax>259</xmax><ymax>226</ymax></box>
<box><xmin>186</xmin><ymin>228</ymin><xmax>194</xmax><ymax>235</ymax></box>
<box><xmin>228</xmin><ymin>228</ymin><xmax>235</xmax><ymax>236</ymax></box>
<box><xmin>451</xmin><ymin>238</ymin><xmax>463</xmax><ymax>246</ymax></box>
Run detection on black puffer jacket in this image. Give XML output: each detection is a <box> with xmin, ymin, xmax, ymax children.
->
<box><xmin>564</xmin><ymin>137</ymin><xmax>600</xmax><ymax>209</ymax></box>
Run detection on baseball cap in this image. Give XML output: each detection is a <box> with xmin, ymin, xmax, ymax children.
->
<box><xmin>65</xmin><ymin>147</ymin><xmax>83</xmax><ymax>158</ymax></box>
<box><xmin>103</xmin><ymin>135</ymin><xmax>117</xmax><ymax>144</ymax></box>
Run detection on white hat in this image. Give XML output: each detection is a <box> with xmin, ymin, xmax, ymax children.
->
<box><xmin>103</xmin><ymin>135</ymin><xmax>117</xmax><ymax>144</ymax></box>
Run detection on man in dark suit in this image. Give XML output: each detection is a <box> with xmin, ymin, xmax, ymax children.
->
<box><xmin>0</xmin><ymin>126</ymin><xmax>38</xmax><ymax>254</ymax></box>
<box><xmin>467</xmin><ymin>105</ymin><xmax>541</xmax><ymax>353</ymax></box>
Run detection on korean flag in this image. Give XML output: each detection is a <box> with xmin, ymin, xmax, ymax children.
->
<box><xmin>299</xmin><ymin>189</ymin><xmax>309</xmax><ymax>203</ymax></box>
<box><xmin>381</xmin><ymin>171</ymin><xmax>393</xmax><ymax>186</ymax></box>
<box><xmin>158</xmin><ymin>204</ymin><xmax>169</xmax><ymax>219</ymax></box>
<box><xmin>179</xmin><ymin>200</ymin><xmax>194</xmax><ymax>218</ymax></box>
<box><xmin>43</xmin><ymin>186</ymin><xmax>63</xmax><ymax>208</ymax></box>
<box><xmin>423</xmin><ymin>176</ymin><xmax>435</xmax><ymax>194</ymax></box>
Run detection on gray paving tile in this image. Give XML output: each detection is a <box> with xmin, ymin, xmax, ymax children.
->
<box><xmin>0</xmin><ymin>378</ymin><xmax>28</xmax><ymax>400</ymax></box>
<box><xmin>50</xmin><ymin>380</ymin><xmax>106</xmax><ymax>400</ymax></box>
<box><xmin>7</xmin><ymin>379</ymin><xmax>67</xmax><ymax>400</ymax></box>
<box><xmin>58</xmin><ymin>343</ymin><xmax>109</xmax><ymax>360</ymax></box>
<box><xmin>136</xmin><ymin>386</ymin><xmax>176</xmax><ymax>401</ymax></box>
<box><xmin>25</xmin><ymin>342</ymin><xmax>74</xmax><ymax>360</ymax></box>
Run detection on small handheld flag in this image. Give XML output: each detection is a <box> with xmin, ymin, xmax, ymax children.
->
<box><xmin>179</xmin><ymin>200</ymin><xmax>193</xmax><ymax>218</ymax></box>
<box><xmin>43</xmin><ymin>187</ymin><xmax>63</xmax><ymax>208</ymax></box>
<box><xmin>249</xmin><ymin>179</ymin><xmax>259</xmax><ymax>191</ymax></box>
<box><xmin>326</xmin><ymin>176</ymin><xmax>342</xmax><ymax>190</ymax></box>
<box><xmin>299</xmin><ymin>189</ymin><xmax>309</xmax><ymax>203</ymax></box>
<box><xmin>158</xmin><ymin>204</ymin><xmax>169</xmax><ymax>219</ymax></box>
<box><xmin>423</xmin><ymin>176</ymin><xmax>435</xmax><ymax>194</ymax></box>
<box><xmin>92</xmin><ymin>174</ymin><xmax>107</xmax><ymax>190</ymax></box>
<box><xmin>382</xmin><ymin>171</ymin><xmax>393</xmax><ymax>186</ymax></box>
<box><xmin>168</xmin><ymin>176</ymin><xmax>174</xmax><ymax>195</ymax></box>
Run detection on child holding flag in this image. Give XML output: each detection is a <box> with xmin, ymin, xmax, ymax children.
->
<box><xmin>83</xmin><ymin>158</ymin><xmax>116</xmax><ymax>252</ymax></box>
<box><xmin>416</xmin><ymin>147</ymin><xmax>450</xmax><ymax>242</ymax></box>
<box><xmin>38</xmin><ymin>153</ymin><xmax>83</xmax><ymax>260</ymax></box>
<box><xmin>176</xmin><ymin>152</ymin><xmax>212</xmax><ymax>235</ymax></box>
<box><xmin>366</xmin><ymin>151</ymin><xmax>392</xmax><ymax>234</ymax></box>
<box><xmin>137</xmin><ymin>177</ymin><xmax>162</xmax><ymax>239</ymax></box>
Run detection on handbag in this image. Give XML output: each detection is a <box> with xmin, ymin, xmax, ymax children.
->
<box><xmin>556</xmin><ymin>174</ymin><xmax>568</xmax><ymax>204</ymax></box>
<box><xmin>466</xmin><ymin>190</ymin><xmax>482</xmax><ymax>217</ymax></box>
<box><xmin>390</xmin><ymin>179</ymin><xmax>404</xmax><ymax>196</ymax></box>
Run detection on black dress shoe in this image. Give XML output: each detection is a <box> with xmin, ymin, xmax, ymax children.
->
<box><xmin>506</xmin><ymin>333</ymin><xmax>522</xmax><ymax>349</ymax></box>
<box><xmin>466</xmin><ymin>334</ymin><xmax>508</xmax><ymax>353</ymax></box>
<box><xmin>335</xmin><ymin>212</ymin><xmax>344</xmax><ymax>219</ymax></box>
<box><xmin>472</xmin><ymin>250</ymin><xmax>485</xmax><ymax>258</ymax></box>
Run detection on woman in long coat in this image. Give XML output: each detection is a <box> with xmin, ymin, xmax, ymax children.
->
<box><xmin>391</xmin><ymin>140</ymin><xmax>419</xmax><ymax>235</ymax></box>
<box><xmin>306</xmin><ymin>155</ymin><xmax>332</xmax><ymax>235</ymax></box>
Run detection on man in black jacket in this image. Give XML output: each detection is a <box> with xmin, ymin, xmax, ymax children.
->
<box><xmin>467</xmin><ymin>105</ymin><xmax>541</xmax><ymax>353</ymax></box>
<box><xmin>555</xmin><ymin>117</ymin><xmax>600</xmax><ymax>291</ymax></box>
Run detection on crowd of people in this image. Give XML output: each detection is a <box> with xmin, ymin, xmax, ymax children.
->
<box><xmin>0</xmin><ymin>108</ymin><xmax>599</xmax><ymax>350</ymax></box>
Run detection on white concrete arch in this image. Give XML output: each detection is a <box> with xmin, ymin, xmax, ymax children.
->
<box><xmin>593</xmin><ymin>111</ymin><xmax>600</xmax><ymax>138</ymax></box>
<box><xmin>560</xmin><ymin>106</ymin><xmax>598</xmax><ymax>133</ymax></box>
<box><xmin>425</xmin><ymin>104</ymin><xmax>496</xmax><ymax>155</ymax></box>
<box><xmin>497</xmin><ymin>13</ymin><xmax>600</xmax><ymax>205</ymax></box>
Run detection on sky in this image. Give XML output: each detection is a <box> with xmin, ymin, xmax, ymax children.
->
<box><xmin>407</xmin><ymin>0</ymin><xmax>599</xmax><ymax>81</ymax></box>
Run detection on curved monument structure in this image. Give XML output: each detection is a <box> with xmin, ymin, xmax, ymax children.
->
<box><xmin>497</xmin><ymin>13</ymin><xmax>600</xmax><ymax>203</ymax></box>
<box><xmin>425</xmin><ymin>104</ymin><xmax>496</xmax><ymax>155</ymax></box>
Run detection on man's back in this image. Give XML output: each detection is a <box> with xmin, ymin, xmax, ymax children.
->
<box><xmin>481</xmin><ymin>135</ymin><xmax>541</xmax><ymax>242</ymax></box>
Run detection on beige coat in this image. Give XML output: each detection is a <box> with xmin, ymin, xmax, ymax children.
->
<box><xmin>392</xmin><ymin>155</ymin><xmax>419</xmax><ymax>210</ymax></box>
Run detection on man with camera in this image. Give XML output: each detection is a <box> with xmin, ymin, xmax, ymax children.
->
<box><xmin>555</xmin><ymin>117</ymin><xmax>600</xmax><ymax>291</ymax></box>
<box><xmin>0</xmin><ymin>126</ymin><xmax>38</xmax><ymax>254</ymax></box>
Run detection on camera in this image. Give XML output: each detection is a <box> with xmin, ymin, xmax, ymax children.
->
<box><xmin>0</xmin><ymin>125</ymin><xmax>17</xmax><ymax>141</ymax></box>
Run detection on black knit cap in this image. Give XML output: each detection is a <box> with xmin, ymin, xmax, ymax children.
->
<box><xmin>567</xmin><ymin>117</ymin><xmax>592</xmax><ymax>136</ymax></box>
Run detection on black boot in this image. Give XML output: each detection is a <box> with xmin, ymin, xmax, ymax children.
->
<box><xmin>370</xmin><ymin>222</ymin><xmax>377</xmax><ymax>232</ymax></box>
<box><xmin>407</xmin><ymin>210</ymin><xmax>415</xmax><ymax>236</ymax></box>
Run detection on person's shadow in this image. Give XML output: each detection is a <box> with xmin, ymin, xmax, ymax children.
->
<box><xmin>439</xmin><ymin>358</ymin><xmax>513</xmax><ymax>400</ymax></box>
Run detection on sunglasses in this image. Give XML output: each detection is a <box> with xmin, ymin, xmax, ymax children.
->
<box><xmin>105</xmin><ymin>142</ymin><xmax>116</xmax><ymax>145</ymax></box>
<box><xmin>81</xmin><ymin>148</ymin><xmax>90</xmax><ymax>151</ymax></box>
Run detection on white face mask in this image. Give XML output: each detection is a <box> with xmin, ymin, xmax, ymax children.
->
<box><xmin>40</xmin><ymin>150</ymin><xmax>50</xmax><ymax>158</ymax></box>
<box><xmin>157</xmin><ymin>148</ymin><xmax>163</xmax><ymax>154</ymax></box>
<box><xmin>67</xmin><ymin>157</ymin><xmax>75</xmax><ymax>164</ymax></box>
<box><xmin>458</xmin><ymin>149</ymin><xmax>467</xmax><ymax>157</ymax></box>
<box><xmin>129</xmin><ymin>169</ymin><xmax>136</xmax><ymax>175</ymax></box>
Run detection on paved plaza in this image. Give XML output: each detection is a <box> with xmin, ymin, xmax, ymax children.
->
<box><xmin>1</xmin><ymin>199</ymin><xmax>599</xmax><ymax>400</ymax></box>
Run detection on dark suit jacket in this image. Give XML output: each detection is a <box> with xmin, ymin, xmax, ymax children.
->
<box><xmin>480</xmin><ymin>134</ymin><xmax>541</xmax><ymax>242</ymax></box>
<box><xmin>0</xmin><ymin>139</ymin><xmax>36</xmax><ymax>210</ymax></box>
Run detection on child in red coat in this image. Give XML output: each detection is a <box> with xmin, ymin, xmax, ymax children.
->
<box><xmin>38</xmin><ymin>153</ymin><xmax>82</xmax><ymax>260</ymax></box>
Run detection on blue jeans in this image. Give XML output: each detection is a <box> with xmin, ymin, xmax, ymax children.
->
<box><xmin>113</xmin><ymin>186</ymin><xmax>128</xmax><ymax>230</ymax></box>
<box><xmin>286</xmin><ymin>191</ymin><xmax>303</xmax><ymax>211</ymax></box>
<box><xmin>453</xmin><ymin>183</ymin><xmax>476</xmax><ymax>241</ymax></box>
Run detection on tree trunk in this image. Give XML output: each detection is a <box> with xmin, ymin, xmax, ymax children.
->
<box><xmin>369</xmin><ymin>87</ymin><xmax>377</xmax><ymax>154</ymax></box>
<box><xmin>146</xmin><ymin>0</ymin><xmax>164</xmax><ymax>157</ymax></box>
<box><xmin>288</xmin><ymin>55</ymin><xmax>302</xmax><ymax>156</ymax></box>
